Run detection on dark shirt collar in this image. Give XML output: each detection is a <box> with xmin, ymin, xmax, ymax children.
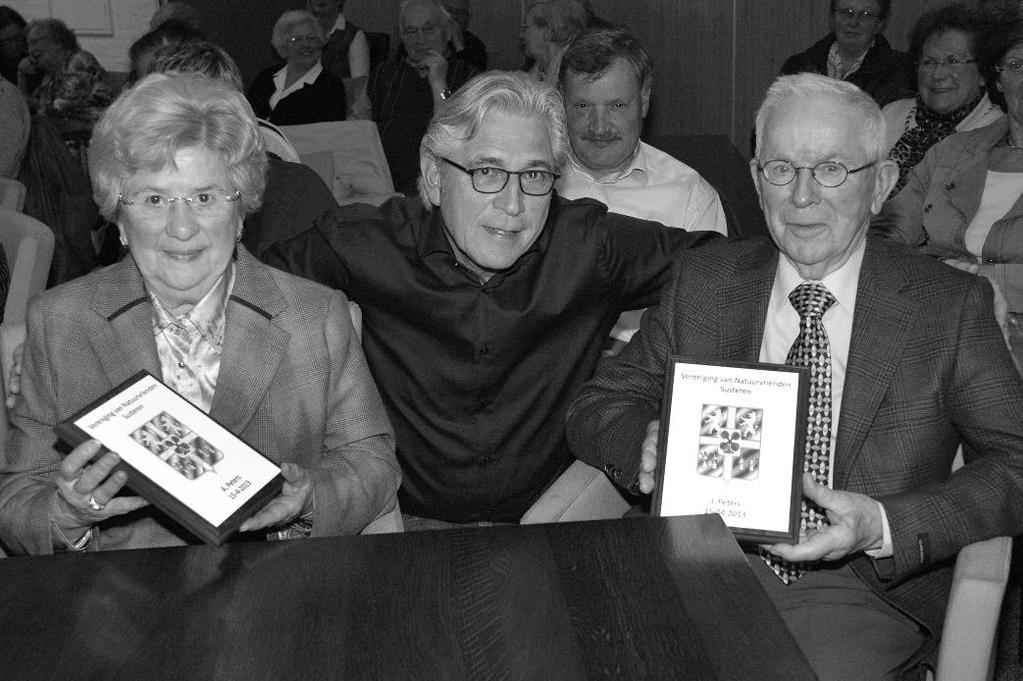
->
<box><xmin>418</xmin><ymin>201</ymin><xmax>553</xmax><ymax>280</ymax></box>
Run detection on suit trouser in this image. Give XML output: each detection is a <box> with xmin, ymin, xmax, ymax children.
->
<box><xmin>748</xmin><ymin>553</ymin><xmax>927</xmax><ymax>681</ymax></box>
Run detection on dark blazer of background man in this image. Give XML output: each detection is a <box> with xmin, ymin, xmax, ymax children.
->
<box><xmin>566</xmin><ymin>73</ymin><xmax>1023</xmax><ymax>679</ymax></box>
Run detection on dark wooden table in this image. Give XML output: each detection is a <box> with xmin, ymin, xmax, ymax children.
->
<box><xmin>0</xmin><ymin>515</ymin><xmax>816</xmax><ymax>680</ymax></box>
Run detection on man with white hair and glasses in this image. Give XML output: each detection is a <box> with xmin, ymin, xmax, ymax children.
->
<box><xmin>566</xmin><ymin>73</ymin><xmax>1023</xmax><ymax>680</ymax></box>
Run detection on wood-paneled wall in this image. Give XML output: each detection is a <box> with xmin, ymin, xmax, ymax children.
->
<box><xmin>192</xmin><ymin>0</ymin><xmax>953</xmax><ymax>156</ymax></box>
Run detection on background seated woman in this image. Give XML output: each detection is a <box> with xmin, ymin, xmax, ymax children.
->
<box><xmin>877</xmin><ymin>20</ymin><xmax>1023</xmax><ymax>371</ymax></box>
<box><xmin>884</xmin><ymin>3</ymin><xmax>1003</xmax><ymax>196</ymax></box>
<box><xmin>779</xmin><ymin>0</ymin><xmax>914</xmax><ymax>108</ymax></box>
<box><xmin>247</xmin><ymin>10</ymin><xmax>347</xmax><ymax>125</ymax></box>
<box><xmin>0</xmin><ymin>73</ymin><xmax>398</xmax><ymax>554</ymax></box>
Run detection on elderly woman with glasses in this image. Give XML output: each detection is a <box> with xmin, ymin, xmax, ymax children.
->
<box><xmin>247</xmin><ymin>9</ymin><xmax>347</xmax><ymax>125</ymax></box>
<box><xmin>16</xmin><ymin>17</ymin><xmax>112</xmax><ymax>131</ymax></box>
<box><xmin>878</xmin><ymin>20</ymin><xmax>1023</xmax><ymax>370</ymax></box>
<box><xmin>0</xmin><ymin>73</ymin><xmax>399</xmax><ymax>554</ymax></box>
<box><xmin>883</xmin><ymin>3</ymin><xmax>1003</xmax><ymax>196</ymax></box>
<box><xmin>779</xmin><ymin>0</ymin><xmax>914</xmax><ymax>108</ymax></box>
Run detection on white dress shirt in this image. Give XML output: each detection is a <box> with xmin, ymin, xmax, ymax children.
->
<box><xmin>269</xmin><ymin>62</ymin><xmax>323</xmax><ymax>111</ymax></box>
<box><xmin>556</xmin><ymin>141</ymin><xmax>727</xmax><ymax>235</ymax></box>
<box><xmin>557</xmin><ymin>141</ymin><xmax>727</xmax><ymax>342</ymax></box>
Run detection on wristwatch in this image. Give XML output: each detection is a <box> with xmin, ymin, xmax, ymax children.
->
<box><xmin>439</xmin><ymin>88</ymin><xmax>453</xmax><ymax>101</ymax></box>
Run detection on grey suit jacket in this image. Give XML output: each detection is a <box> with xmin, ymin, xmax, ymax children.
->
<box><xmin>0</xmin><ymin>247</ymin><xmax>399</xmax><ymax>554</ymax></box>
<box><xmin>567</xmin><ymin>234</ymin><xmax>1023</xmax><ymax>640</ymax></box>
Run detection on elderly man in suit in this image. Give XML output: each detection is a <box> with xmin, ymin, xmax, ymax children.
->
<box><xmin>566</xmin><ymin>73</ymin><xmax>1023</xmax><ymax>681</ymax></box>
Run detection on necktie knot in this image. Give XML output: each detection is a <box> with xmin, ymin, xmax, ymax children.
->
<box><xmin>789</xmin><ymin>282</ymin><xmax>836</xmax><ymax>321</ymax></box>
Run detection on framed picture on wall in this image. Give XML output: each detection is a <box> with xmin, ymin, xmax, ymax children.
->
<box><xmin>50</xmin><ymin>0</ymin><xmax>114</xmax><ymax>36</ymax></box>
<box><xmin>653</xmin><ymin>358</ymin><xmax>808</xmax><ymax>544</ymax></box>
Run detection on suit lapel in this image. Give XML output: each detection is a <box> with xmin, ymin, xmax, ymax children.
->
<box><xmin>716</xmin><ymin>240</ymin><xmax>778</xmax><ymax>361</ymax></box>
<box><xmin>833</xmin><ymin>237</ymin><xmax>913</xmax><ymax>483</ymax></box>
<box><xmin>208</xmin><ymin>248</ymin><xmax>289</xmax><ymax>434</ymax></box>
<box><xmin>89</xmin><ymin>257</ymin><xmax>162</xmax><ymax>385</ymax></box>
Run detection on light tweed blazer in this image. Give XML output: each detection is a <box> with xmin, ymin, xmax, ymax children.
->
<box><xmin>567</xmin><ymin>234</ymin><xmax>1023</xmax><ymax>642</ymax></box>
<box><xmin>0</xmin><ymin>246</ymin><xmax>399</xmax><ymax>554</ymax></box>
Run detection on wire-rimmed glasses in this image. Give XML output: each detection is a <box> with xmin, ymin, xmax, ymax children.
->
<box><xmin>755</xmin><ymin>160</ymin><xmax>874</xmax><ymax>188</ymax></box>
<box><xmin>117</xmin><ymin>190</ymin><xmax>242</xmax><ymax>220</ymax></box>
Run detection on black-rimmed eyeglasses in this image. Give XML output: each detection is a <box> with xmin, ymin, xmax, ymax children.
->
<box><xmin>440</xmin><ymin>157</ymin><xmax>559</xmax><ymax>196</ymax></box>
<box><xmin>756</xmin><ymin>160</ymin><xmax>874</xmax><ymax>188</ymax></box>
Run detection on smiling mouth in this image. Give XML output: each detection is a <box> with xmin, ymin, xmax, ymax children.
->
<box><xmin>163</xmin><ymin>249</ymin><xmax>204</xmax><ymax>261</ymax></box>
<box><xmin>483</xmin><ymin>226</ymin><xmax>519</xmax><ymax>239</ymax></box>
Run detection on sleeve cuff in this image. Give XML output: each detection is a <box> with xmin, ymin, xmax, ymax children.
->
<box><xmin>864</xmin><ymin>500</ymin><xmax>893</xmax><ymax>559</ymax></box>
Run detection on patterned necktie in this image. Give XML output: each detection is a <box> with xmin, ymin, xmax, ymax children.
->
<box><xmin>761</xmin><ymin>282</ymin><xmax>837</xmax><ymax>584</ymax></box>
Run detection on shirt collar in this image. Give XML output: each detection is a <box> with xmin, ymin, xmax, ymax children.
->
<box><xmin>149</xmin><ymin>263</ymin><xmax>235</xmax><ymax>347</ymax></box>
<box><xmin>329</xmin><ymin>13</ymin><xmax>347</xmax><ymax>34</ymax></box>
<box><xmin>774</xmin><ymin>235</ymin><xmax>864</xmax><ymax>314</ymax></box>
<box><xmin>567</xmin><ymin>142</ymin><xmax>646</xmax><ymax>185</ymax></box>
<box><xmin>273</xmin><ymin>61</ymin><xmax>323</xmax><ymax>91</ymax></box>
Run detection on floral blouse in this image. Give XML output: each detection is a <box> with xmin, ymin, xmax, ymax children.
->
<box><xmin>29</xmin><ymin>49</ymin><xmax>112</xmax><ymax>126</ymax></box>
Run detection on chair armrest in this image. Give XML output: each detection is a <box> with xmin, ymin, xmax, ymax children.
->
<box><xmin>935</xmin><ymin>535</ymin><xmax>1013</xmax><ymax>681</ymax></box>
<box><xmin>520</xmin><ymin>460</ymin><xmax>632</xmax><ymax>524</ymax></box>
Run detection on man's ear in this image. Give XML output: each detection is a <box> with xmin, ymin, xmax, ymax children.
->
<box><xmin>749</xmin><ymin>159</ymin><xmax>765</xmax><ymax>209</ymax></box>
<box><xmin>640</xmin><ymin>81</ymin><xmax>651</xmax><ymax>119</ymax></box>
<box><xmin>871</xmin><ymin>159</ymin><xmax>899</xmax><ymax>214</ymax></box>
<box><xmin>421</xmin><ymin>154</ymin><xmax>442</xmax><ymax>206</ymax></box>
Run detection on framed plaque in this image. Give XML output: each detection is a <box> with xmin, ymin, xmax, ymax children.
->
<box><xmin>652</xmin><ymin>358</ymin><xmax>809</xmax><ymax>544</ymax></box>
<box><xmin>56</xmin><ymin>371</ymin><xmax>283</xmax><ymax>545</ymax></box>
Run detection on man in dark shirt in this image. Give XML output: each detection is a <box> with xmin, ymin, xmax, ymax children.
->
<box><xmin>442</xmin><ymin>0</ymin><xmax>487</xmax><ymax>71</ymax></box>
<box><xmin>367</xmin><ymin>0</ymin><xmax>478</xmax><ymax>195</ymax></box>
<box><xmin>266</xmin><ymin>70</ymin><xmax>717</xmax><ymax>527</ymax></box>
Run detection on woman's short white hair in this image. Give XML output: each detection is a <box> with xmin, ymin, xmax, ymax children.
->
<box><xmin>89</xmin><ymin>73</ymin><xmax>267</xmax><ymax>221</ymax></box>
<box><xmin>271</xmin><ymin>10</ymin><xmax>325</xmax><ymax>59</ymax></box>
<box><xmin>753</xmin><ymin>73</ymin><xmax>888</xmax><ymax>163</ymax></box>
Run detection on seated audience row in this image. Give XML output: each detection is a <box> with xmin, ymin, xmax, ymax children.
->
<box><xmin>878</xmin><ymin>20</ymin><xmax>1023</xmax><ymax>369</ymax></box>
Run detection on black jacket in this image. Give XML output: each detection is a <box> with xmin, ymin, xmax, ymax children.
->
<box><xmin>247</xmin><ymin>65</ymin><xmax>347</xmax><ymax>126</ymax></box>
<box><xmin>780</xmin><ymin>33</ymin><xmax>915</xmax><ymax>107</ymax></box>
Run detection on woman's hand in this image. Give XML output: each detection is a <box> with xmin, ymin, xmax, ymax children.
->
<box><xmin>239</xmin><ymin>462</ymin><xmax>313</xmax><ymax>533</ymax></box>
<box><xmin>50</xmin><ymin>440</ymin><xmax>150</xmax><ymax>539</ymax></box>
